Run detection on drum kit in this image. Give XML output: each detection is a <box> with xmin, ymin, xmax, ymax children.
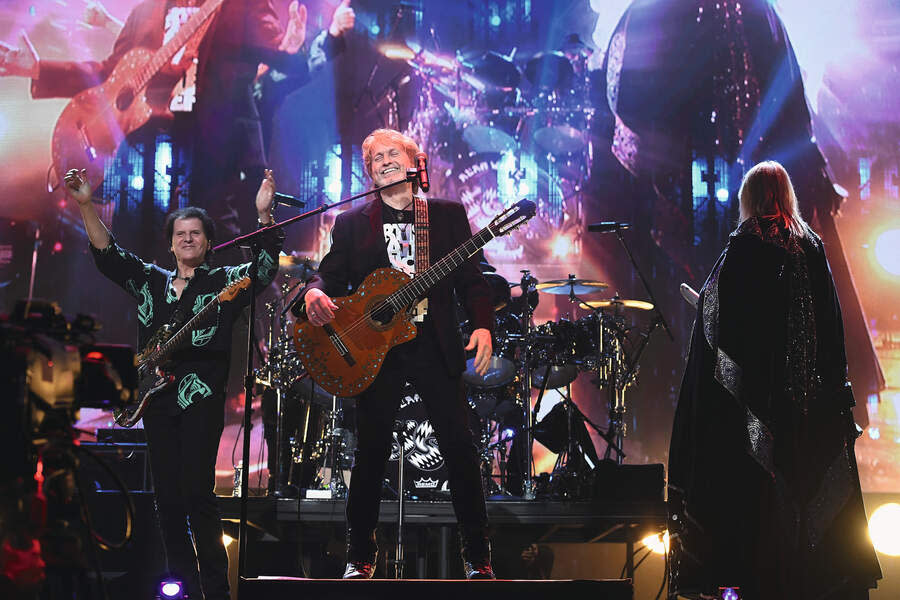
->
<box><xmin>397</xmin><ymin>40</ymin><xmax>595</xmax><ymax>263</ymax></box>
<box><xmin>258</xmin><ymin>252</ymin><xmax>657</xmax><ymax>501</ymax></box>
<box><xmin>460</xmin><ymin>271</ymin><xmax>654</xmax><ymax>499</ymax></box>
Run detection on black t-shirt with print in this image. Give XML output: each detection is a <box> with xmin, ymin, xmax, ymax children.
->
<box><xmin>381</xmin><ymin>200</ymin><xmax>416</xmax><ymax>277</ymax></box>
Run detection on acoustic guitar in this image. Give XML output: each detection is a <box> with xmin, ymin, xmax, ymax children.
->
<box><xmin>292</xmin><ymin>199</ymin><xmax>536</xmax><ymax>398</ymax></box>
<box><xmin>50</xmin><ymin>0</ymin><xmax>223</xmax><ymax>190</ymax></box>
<box><xmin>113</xmin><ymin>275</ymin><xmax>249</xmax><ymax>427</ymax></box>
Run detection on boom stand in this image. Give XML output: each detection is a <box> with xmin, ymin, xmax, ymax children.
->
<box><xmin>214</xmin><ymin>171</ymin><xmax>421</xmax><ymax>579</ymax></box>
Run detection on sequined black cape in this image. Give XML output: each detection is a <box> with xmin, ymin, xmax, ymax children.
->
<box><xmin>668</xmin><ymin>217</ymin><xmax>881</xmax><ymax>599</ymax></box>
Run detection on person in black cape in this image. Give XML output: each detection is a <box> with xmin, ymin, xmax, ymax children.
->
<box><xmin>667</xmin><ymin>161</ymin><xmax>882</xmax><ymax>599</ymax></box>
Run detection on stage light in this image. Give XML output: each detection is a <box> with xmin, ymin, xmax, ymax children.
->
<box><xmin>327</xmin><ymin>179</ymin><xmax>342</xmax><ymax>195</ymax></box>
<box><xmin>518</xmin><ymin>180</ymin><xmax>531</xmax><ymax>196</ymax></box>
<box><xmin>52</xmin><ymin>241</ymin><xmax>63</xmax><ymax>253</ymax></box>
<box><xmin>869</xmin><ymin>503</ymin><xmax>900</xmax><ymax>556</ymax></box>
<box><xmin>716</xmin><ymin>187</ymin><xmax>729</xmax><ymax>202</ymax></box>
<box><xmin>131</xmin><ymin>175</ymin><xmax>144</xmax><ymax>190</ymax></box>
<box><xmin>222</xmin><ymin>534</ymin><xmax>234</xmax><ymax>547</ymax></box>
<box><xmin>720</xmin><ymin>587</ymin><xmax>740</xmax><ymax>600</ymax></box>
<box><xmin>490</xmin><ymin>14</ymin><xmax>501</xmax><ymax>27</ymax></box>
<box><xmin>380</xmin><ymin>43</ymin><xmax>415</xmax><ymax>61</ymax></box>
<box><xmin>370</xmin><ymin>23</ymin><xmax>380</xmax><ymax>35</ymax></box>
<box><xmin>640</xmin><ymin>530</ymin><xmax>669</xmax><ymax>554</ymax></box>
<box><xmin>550</xmin><ymin>234</ymin><xmax>574</xmax><ymax>258</ymax></box>
<box><xmin>158</xmin><ymin>579</ymin><xmax>184</xmax><ymax>599</ymax></box>
<box><xmin>874</xmin><ymin>228</ymin><xmax>900</xmax><ymax>276</ymax></box>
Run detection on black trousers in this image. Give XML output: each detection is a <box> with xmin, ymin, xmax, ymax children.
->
<box><xmin>144</xmin><ymin>397</ymin><xmax>229</xmax><ymax>600</ymax></box>
<box><xmin>346</xmin><ymin>320</ymin><xmax>488</xmax><ymax>544</ymax></box>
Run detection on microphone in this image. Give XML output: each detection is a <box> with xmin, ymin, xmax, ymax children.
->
<box><xmin>588</xmin><ymin>221</ymin><xmax>630</xmax><ymax>233</ymax></box>
<box><xmin>414</xmin><ymin>152</ymin><xmax>430</xmax><ymax>193</ymax></box>
<box><xmin>273</xmin><ymin>192</ymin><xmax>306</xmax><ymax>209</ymax></box>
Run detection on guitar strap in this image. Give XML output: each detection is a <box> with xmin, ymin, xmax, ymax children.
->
<box><xmin>413</xmin><ymin>197</ymin><xmax>430</xmax><ymax>273</ymax></box>
<box><xmin>412</xmin><ymin>197</ymin><xmax>430</xmax><ymax>322</ymax></box>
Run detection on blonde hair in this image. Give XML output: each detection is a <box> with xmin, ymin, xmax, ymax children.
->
<box><xmin>738</xmin><ymin>160</ymin><xmax>808</xmax><ymax>238</ymax></box>
<box><xmin>361</xmin><ymin>129</ymin><xmax>420</xmax><ymax>180</ymax></box>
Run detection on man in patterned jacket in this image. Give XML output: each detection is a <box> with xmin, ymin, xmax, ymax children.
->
<box><xmin>64</xmin><ymin>167</ymin><xmax>283</xmax><ymax>600</ymax></box>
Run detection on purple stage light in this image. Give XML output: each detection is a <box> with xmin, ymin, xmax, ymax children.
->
<box><xmin>720</xmin><ymin>587</ymin><xmax>740</xmax><ymax>600</ymax></box>
<box><xmin>159</xmin><ymin>579</ymin><xmax>184</xmax><ymax>599</ymax></box>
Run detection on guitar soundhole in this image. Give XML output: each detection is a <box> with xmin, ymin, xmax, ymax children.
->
<box><xmin>115</xmin><ymin>87</ymin><xmax>135</xmax><ymax>111</ymax></box>
<box><xmin>371</xmin><ymin>303</ymin><xmax>396</xmax><ymax>327</ymax></box>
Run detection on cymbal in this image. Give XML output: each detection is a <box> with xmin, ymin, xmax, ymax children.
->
<box><xmin>535</xmin><ymin>278</ymin><xmax>608</xmax><ymax>295</ymax></box>
<box><xmin>580</xmin><ymin>298</ymin><xmax>655</xmax><ymax>311</ymax></box>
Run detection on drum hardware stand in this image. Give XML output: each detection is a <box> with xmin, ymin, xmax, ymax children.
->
<box><xmin>324</xmin><ymin>394</ymin><xmax>348</xmax><ymax>499</ymax></box>
<box><xmin>518</xmin><ymin>269</ymin><xmax>538</xmax><ymax>500</ymax></box>
<box><xmin>390</xmin><ymin>419</ymin><xmax>407</xmax><ymax>579</ymax></box>
<box><xmin>533</xmin><ymin>364</ymin><xmax>623</xmax><ymax>469</ymax></box>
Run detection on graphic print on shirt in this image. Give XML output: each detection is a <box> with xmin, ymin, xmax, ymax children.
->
<box><xmin>226</xmin><ymin>263</ymin><xmax>250</xmax><ymax>287</ymax></box>
<box><xmin>383</xmin><ymin>223</ymin><xmax>415</xmax><ymax>277</ymax></box>
<box><xmin>177</xmin><ymin>372</ymin><xmax>212</xmax><ymax>409</ymax></box>
<box><xmin>258</xmin><ymin>250</ymin><xmax>277</xmax><ymax>283</ymax></box>
<box><xmin>126</xmin><ymin>279</ymin><xmax>154</xmax><ymax>326</ymax></box>
<box><xmin>191</xmin><ymin>292</ymin><xmax>219</xmax><ymax>347</ymax></box>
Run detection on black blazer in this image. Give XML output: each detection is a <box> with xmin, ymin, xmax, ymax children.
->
<box><xmin>293</xmin><ymin>198</ymin><xmax>493</xmax><ymax>376</ymax></box>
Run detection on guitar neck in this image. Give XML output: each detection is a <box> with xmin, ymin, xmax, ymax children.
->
<box><xmin>389</xmin><ymin>227</ymin><xmax>495</xmax><ymax>308</ymax></box>
<box><xmin>144</xmin><ymin>296</ymin><xmax>220</xmax><ymax>369</ymax></box>
<box><xmin>131</xmin><ymin>0</ymin><xmax>224</xmax><ymax>92</ymax></box>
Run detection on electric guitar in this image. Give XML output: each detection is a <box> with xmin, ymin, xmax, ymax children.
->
<box><xmin>50</xmin><ymin>0</ymin><xmax>224</xmax><ymax>191</ymax></box>
<box><xmin>113</xmin><ymin>275</ymin><xmax>249</xmax><ymax>427</ymax></box>
<box><xmin>292</xmin><ymin>199</ymin><xmax>537</xmax><ymax>398</ymax></box>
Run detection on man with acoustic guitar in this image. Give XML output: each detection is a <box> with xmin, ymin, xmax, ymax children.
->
<box><xmin>64</xmin><ymin>167</ymin><xmax>284</xmax><ymax>600</ymax></box>
<box><xmin>292</xmin><ymin>128</ymin><xmax>497</xmax><ymax>579</ymax></box>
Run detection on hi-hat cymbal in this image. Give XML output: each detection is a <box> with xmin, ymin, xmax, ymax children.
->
<box><xmin>535</xmin><ymin>278</ymin><xmax>608</xmax><ymax>295</ymax></box>
<box><xmin>580</xmin><ymin>298</ymin><xmax>655</xmax><ymax>311</ymax></box>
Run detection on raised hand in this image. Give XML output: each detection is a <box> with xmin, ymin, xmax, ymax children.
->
<box><xmin>0</xmin><ymin>39</ymin><xmax>37</xmax><ymax>78</ymax></box>
<box><xmin>329</xmin><ymin>0</ymin><xmax>355</xmax><ymax>37</ymax></box>
<box><xmin>256</xmin><ymin>169</ymin><xmax>276</xmax><ymax>223</ymax></box>
<box><xmin>64</xmin><ymin>168</ymin><xmax>93</xmax><ymax>205</ymax></box>
<box><xmin>83</xmin><ymin>1</ymin><xmax>123</xmax><ymax>33</ymax></box>
<box><xmin>279</xmin><ymin>1</ymin><xmax>308</xmax><ymax>54</ymax></box>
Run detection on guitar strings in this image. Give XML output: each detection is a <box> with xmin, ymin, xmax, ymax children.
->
<box><xmin>318</xmin><ymin>231</ymin><xmax>490</xmax><ymax>343</ymax></box>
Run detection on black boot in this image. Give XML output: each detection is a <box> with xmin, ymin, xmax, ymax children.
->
<box><xmin>459</xmin><ymin>524</ymin><xmax>495</xmax><ymax>580</ymax></box>
<box><xmin>343</xmin><ymin>529</ymin><xmax>378</xmax><ymax>579</ymax></box>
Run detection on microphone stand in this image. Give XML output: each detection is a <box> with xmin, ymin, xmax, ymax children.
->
<box><xmin>612</xmin><ymin>228</ymin><xmax>674</xmax><ymax>342</ymax></box>
<box><xmin>215</xmin><ymin>171</ymin><xmax>420</xmax><ymax>581</ymax></box>
<box><xmin>587</xmin><ymin>227</ymin><xmax>673</xmax><ymax>464</ymax></box>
